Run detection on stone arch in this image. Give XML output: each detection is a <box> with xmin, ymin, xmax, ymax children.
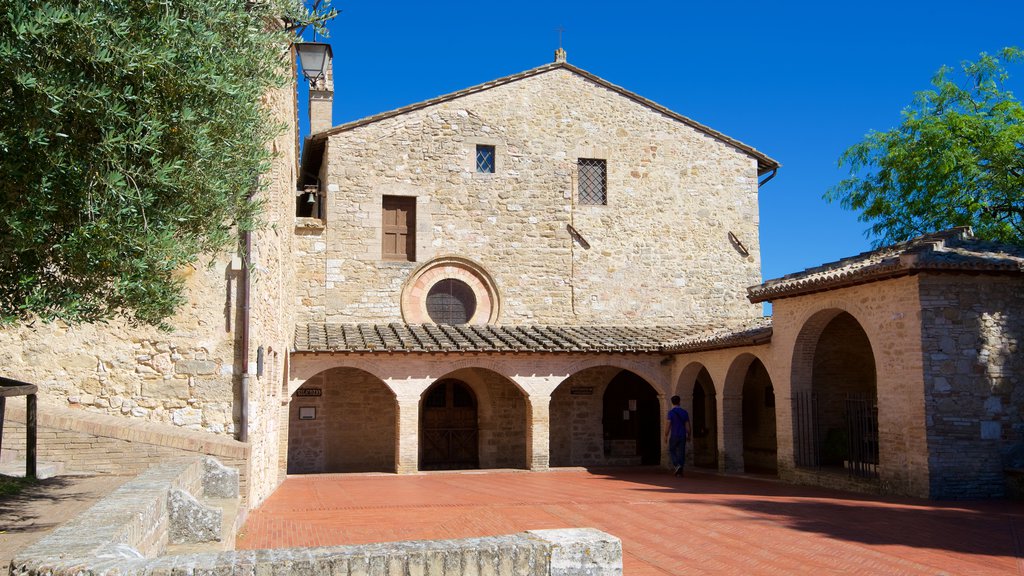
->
<box><xmin>401</xmin><ymin>256</ymin><xmax>501</xmax><ymax>324</ymax></box>
<box><xmin>723</xmin><ymin>353</ymin><xmax>777</xmax><ymax>474</ymax></box>
<box><xmin>425</xmin><ymin>367</ymin><xmax>528</xmax><ymax>470</ymax></box>
<box><xmin>687</xmin><ymin>365</ymin><xmax>719</xmax><ymax>469</ymax></box>
<box><xmin>289</xmin><ymin>356</ymin><xmax>398</xmax><ymax>395</ymax></box>
<box><xmin>561</xmin><ymin>357</ymin><xmax>668</xmax><ymax>397</ymax></box>
<box><xmin>286</xmin><ymin>367</ymin><xmax>397</xmax><ymax>474</ymax></box>
<box><xmin>549</xmin><ymin>366</ymin><xmax>661</xmax><ymax>467</ymax></box>
<box><xmin>791</xmin><ymin>308</ymin><xmax>878</xmax><ymax>475</ymax></box>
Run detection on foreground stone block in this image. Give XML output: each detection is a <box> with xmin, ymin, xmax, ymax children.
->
<box><xmin>168</xmin><ymin>488</ymin><xmax>222</xmax><ymax>544</ymax></box>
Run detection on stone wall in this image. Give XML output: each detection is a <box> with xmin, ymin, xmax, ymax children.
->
<box><xmin>1</xmin><ymin>399</ymin><xmax>247</xmax><ymax>493</ymax></box>
<box><xmin>0</xmin><ymin>57</ymin><xmax>300</xmax><ymax>509</ymax></box>
<box><xmin>919</xmin><ymin>274</ymin><xmax>1024</xmax><ymax>498</ymax></box>
<box><xmin>308</xmin><ymin>66</ymin><xmax>763</xmax><ymax>326</ymax></box>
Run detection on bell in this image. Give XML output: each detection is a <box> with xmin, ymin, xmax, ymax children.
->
<box><xmin>306</xmin><ymin>192</ymin><xmax>316</xmax><ymax>204</ymax></box>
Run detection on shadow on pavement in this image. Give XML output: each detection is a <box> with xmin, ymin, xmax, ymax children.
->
<box><xmin>590</xmin><ymin>467</ymin><xmax>1024</xmax><ymax>560</ymax></box>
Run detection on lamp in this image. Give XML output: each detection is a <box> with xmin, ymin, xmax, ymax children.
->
<box><xmin>295</xmin><ymin>42</ymin><xmax>333</xmax><ymax>83</ymax></box>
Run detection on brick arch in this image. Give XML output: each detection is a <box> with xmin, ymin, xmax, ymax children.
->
<box><xmin>675</xmin><ymin>361</ymin><xmax>719</xmax><ymax>469</ymax></box>
<box><xmin>288</xmin><ymin>355</ymin><xmax>398</xmax><ymax>395</ymax></box>
<box><xmin>790</xmin><ymin>307</ymin><xmax>878</xmax><ymax>397</ymax></box>
<box><xmin>561</xmin><ymin>357</ymin><xmax>667</xmax><ymax>395</ymax></box>
<box><xmin>286</xmin><ymin>366</ymin><xmax>397</xmax><ymax>475</ymax></box>
<box><xmin>549</xmin><ymin>364</ymin><xmax>662</xmax><ymax>467</ymax></box>
<box><xmin>790</xmin><ymin>307</ymin><xmax>879</xmax><ymax>474</ymax></box>
<box><xmin>674</xmin><ymin>361</ymin><xmax>714</xmax><ymax>398</ymax></box>
<box><xmin>401</xmin><ymin>256</ymin><xmax>501</xmax><ymax>324</ymax></box>
<box><xmin>723</xmin><ymin>353</ymin><xmax>777</xmax><ymax>474</ymax></box>
<box><xmin>428</xmin><ymin>367</ymin><xmax>528</xmax><ymax>470</ymax></box>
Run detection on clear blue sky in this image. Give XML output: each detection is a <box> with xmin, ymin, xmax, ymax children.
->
<box><xmin>298</xmin><ymin>0</ymin><xmax>1023</xmax><ymax>283</ymax></box>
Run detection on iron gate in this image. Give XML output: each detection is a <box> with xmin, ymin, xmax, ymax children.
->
<box><xmin>793</xmin><ymin>391</ymin><xmax>819</xmax><ymax>468</ymax></box>
<box><xmin>793</xmin><ymin>391</ymin><xmax>879</xmax><ymax>478</ymax></box>
<box><xmin>845</xmin><ymin>394</ymin><xmax>879</xmax><ymax>478</ymax></box>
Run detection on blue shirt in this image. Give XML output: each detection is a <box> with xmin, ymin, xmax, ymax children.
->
<box><xmin>667</xmin><ymin>406</ymin><xmax>689</xmax><ymax>439</ymax></box>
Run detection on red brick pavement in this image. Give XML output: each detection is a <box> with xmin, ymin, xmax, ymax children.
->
<box><xmin>236</xmin><ymin>468</ymin><xmax>1024</xmax><ymax>575</ymax></box>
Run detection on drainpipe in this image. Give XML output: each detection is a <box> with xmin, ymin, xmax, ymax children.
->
<box><xmin>239</xmin><ymin>225</ymin><xmax>251</xmax><ymax>444</ymax></box>
<box><xmin>758</xmin><ymin>168</ymin><xmax>778</xmax><ymax>188</ymax></box>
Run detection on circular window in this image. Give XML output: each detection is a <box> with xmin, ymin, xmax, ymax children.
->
<box><xmin>401</xmin><ymin>257</ymin><xmax>500</xmax><ymax>325</ymax></box>
<box><xmin>426</xmin><ymin>279</ymin><xmax>477</xmax><ymax>324</ymax></box>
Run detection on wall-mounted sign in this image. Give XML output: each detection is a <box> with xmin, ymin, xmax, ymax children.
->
<box><xmin>296</xmin><ymin>388</ymin><xmax>322</xmax><ymax>397</ymax></box>
<box><xmin>570</xmin><ymin>386</ymin><xmax>594</xmax><ymax>396</ymax></box>
<box><xmin>298</xmin><ymin>406</ymin><xmax>316</xmax><ymax>420</ymax></box>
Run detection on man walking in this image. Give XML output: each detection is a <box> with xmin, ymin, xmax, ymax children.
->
<box><xmin>665</xmin><ymin>395</ymin><xmax>691</xmax><ymax>477</ymax></box>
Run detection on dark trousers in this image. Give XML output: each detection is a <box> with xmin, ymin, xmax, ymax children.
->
<box><xmin>669</xmin><ymin>436</ymin><xmax>686</xmax><ymax>468</ymax></box>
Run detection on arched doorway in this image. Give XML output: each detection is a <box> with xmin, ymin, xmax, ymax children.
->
<box><xmin>420</xmin><ymin>379</ymin><xmax>479</xmax><ymax>470</ymax></box>
<box><xmin>287</xmin><ymin>367</ymin><xmax>397</xmax><ymax>474</ymax></box>
<box><xmin>691</xmin><ymin>368</ymin><xmax>718</xmax><ymax>469</ymax></box>
<box><xmin>602</xmin><ymin>370</ymin><xmax>661</xmax><ymax>465</ymax></box>
<box><xmin>792</xmin><ymin>311</ymin><xmax>878</xmax><ymax>477</ymax></box>
<box><xmin>741</xmin><ymin>359</ymin><xmax>777</xmax><ymax>474</ymax></box>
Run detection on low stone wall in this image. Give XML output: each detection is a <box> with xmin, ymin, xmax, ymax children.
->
<box><xmin>1</xmin><ymin>398</ymin><xmax>249</xmax><ymax>497</ymax></box>
<box><xmin>10</xmin><ymin>458</ymin><xmax>622</xmax><ymax>576</ymax></box>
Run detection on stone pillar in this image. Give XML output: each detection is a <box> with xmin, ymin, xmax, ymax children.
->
<box><xmin>526</xmin><ymin>394</ymin><xmax>551</xmax><ymax>471</ymax></box>
<box><xmin>277</xmin><ymin>397</ymin><xmax>291</xmax><ymax>482</ymax></box>
<box><xmin>395</xmin><ymin>395</ymin><xmax>420</xmax><ymax>474</ymax></box>
<box><xmin>720</xmin><ymin>393</ymin><xmax>744</xmax><ymax>473</ymax></box>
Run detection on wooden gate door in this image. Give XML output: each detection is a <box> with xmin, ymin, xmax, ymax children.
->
<box><xmin>421</xmin><ymin>379</ymin><xmax>479</xmax><ymax>470</ymax></box>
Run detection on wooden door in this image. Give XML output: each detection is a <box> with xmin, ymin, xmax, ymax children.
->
<box><xmin>421</xmin><ymin>379</ymin><xmax>478</xmax><ymax>470</ymax></box>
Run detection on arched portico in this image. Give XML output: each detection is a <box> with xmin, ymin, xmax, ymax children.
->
<box><xmin>549</xmin><ymin>366</ymin><xmax>663</xmax><ymax>467</ymax></box>
<box><xmin>719</xmin><ymin>354</ymin><xmax>777</xmax><ymax>474</ymax></box>
<box><xmin>688</xmin><ymin>367</ymin><xmax>719</xmax><ymax>469</ymax></box>
<box><xmin>791</xmin><ymin>309</ymin><xmax>878</xmax><ymax>478</ymax></box>
<box><xmin>286</xmin><ymin>367</ymin><xmax>397</xmax><ymax>474</ymax></box>
<box><xmin>424</xmin><ymin>367</ymin><xmax>529</xmax><ymax>470</ymax></box>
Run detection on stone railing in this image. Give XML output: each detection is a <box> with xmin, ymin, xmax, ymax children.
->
<box><xmin>9</xmin><ymin>457</ymin><xmax>622</xmax><ymax>576</ymax></box>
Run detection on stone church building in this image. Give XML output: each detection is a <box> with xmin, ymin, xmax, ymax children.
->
<box><xmin>2</xmin><ymin>49</ymin><xmax>1022</xmax><ymax>507</ymax></box>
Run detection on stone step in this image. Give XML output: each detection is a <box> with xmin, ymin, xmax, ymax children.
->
<box><xmin>0</xmin><ymin>460</ymin><xmax>64</xmax><ymax>479</ymax></box>
<box><xmin>164</xmin><ymin>496</ymin><xmax>242</xmax><ymax>555</ymax></box>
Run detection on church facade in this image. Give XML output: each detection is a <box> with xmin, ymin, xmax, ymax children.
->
<box><xmin>2</xmin><ymin>51</ymin><xmax>1022</xmax><ymax>505</ymax></box>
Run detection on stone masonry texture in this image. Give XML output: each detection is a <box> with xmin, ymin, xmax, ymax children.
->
<box><xmin>305</xmin><ymin>66</ymin><xmax>764</xmax><ymax>326</ymax></box>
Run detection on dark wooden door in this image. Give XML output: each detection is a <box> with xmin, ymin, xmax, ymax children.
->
<box><xmin>421</xmin><ymin>379</ymin><xmax>478</xmax><ymax>470</ymax></box>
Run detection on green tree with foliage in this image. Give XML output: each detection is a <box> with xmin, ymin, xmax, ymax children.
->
<box><xmin>0</xmin><ymin>0</ymin><xmax>333</xmax><ymax>326</ymax></box>
<box><xmin>826</xmin><ymin>47</ymin><xmax>1024</xmax><ymax>246</ymax></box>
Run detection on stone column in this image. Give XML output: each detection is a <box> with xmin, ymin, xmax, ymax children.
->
<box><xmin>277</xmin><ymin>397</ymin><xmax>291</xmax><ymax>482</ymax></box>
<box><xmin>526</xmin><ymin>394</ymin><xmax>551</xmax><ymax>471</ymax></box>
<box><xmin>395</xmin><ymin>395</ymin><xmax>420</xmax><ymax>474</ymax></box>
<box><xmin>720</xmin><ymin>392</ymin><xmax>744</xmax><ymax>473</ymax></box>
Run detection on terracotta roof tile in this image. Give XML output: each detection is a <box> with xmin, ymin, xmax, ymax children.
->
<box><xmin>748</xmin><ymin>227</ymin><xmax>1024</xmax><ymax>303</ymax></box>
<box><xmin>293</xmin><ymin>320</ymin><xmax>773</xmax><ymax>355</ymax></box>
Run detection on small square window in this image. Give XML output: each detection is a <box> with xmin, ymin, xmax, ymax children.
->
<box><xmin>476</xmin><ymin>144</ymin><xmax>495</xmax><ymax>173</ymax></box>
<box><xmin>578</xmin><ymin>158</ymin><xmax>607</xmax><ymax>205</ymax></box>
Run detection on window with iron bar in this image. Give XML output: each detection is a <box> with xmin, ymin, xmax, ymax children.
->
<box><xmin>578</xmin><ymin>158</ymin><xmax>607</xmax><ymax>205</ymax></box>
<box><xmin>476</xmin><ymin>144</ymin><xmax>495</xmax><ymax>173</ymax></box>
